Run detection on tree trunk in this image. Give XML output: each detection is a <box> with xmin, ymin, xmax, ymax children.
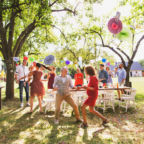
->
<box><xmin>5</xmin><ymin>60</ymin><xmax>14</xmax><ymax>100</ymax></box>
<box><xmin>125</xmin><ymin>65</ymin><xmax>132</xmax><ymax>87</ymax></box>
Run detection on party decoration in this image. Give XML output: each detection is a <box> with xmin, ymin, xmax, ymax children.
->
<box><xmin>70</xmin><ymin>61</ymin><xmax>73</xmax><ymax>65</ymax></box>
<box><xmin>79</xmin><ymin>56</ymin><xmax>82</xmax><ymax>61</ymax></box>
<box><xmin>44</xmin><ymin>55</ymin><xmax>55</xmax><ymax>65</ymax></box>
<box><xmin>13</xmin><ymin>57</ymin><xmax>19</xmax><ymax>62</ymax></box>
<box><xmin>102</xmin><ymin>58</ymin><xmax>106</xmax><ymax>63</ymax></box>
<box><xmin>108</xmin><ymin>12</ymin><xmax>122</xmax><ymax>35</ymax></box>
<box><xmin>65</xmin><ymin>60</ymin><xmax>70</xmax><ymax>65</ymax></box>
<box><xmin>29</xmin><ymin>57</ymin><xmax>34</xmax><ymax>62</ymax></box>
<box><xmin>24</xmin><ymin>52</ymin><xmax>28</xmax><ymax>56</ymax></box>
<box><xmin>107</xmin><ymin>62</ymin><xmax>110</xmax><ymax>66</ymax></box>
<box><xmin>23</xmin><ymin>56</ymin><xmax>28</xmax><ymax>61</ymax></box>
<box><xmin>116</xmin><ymin>27</ymin><xmax>131</xmax><ymax>41</ymax></box>
<box><xmin>64</xmin><ymin>57</ymin><xmax>67</xmax><ymax>61</ymax></box>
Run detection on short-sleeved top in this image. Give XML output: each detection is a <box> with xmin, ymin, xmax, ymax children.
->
<box><xmin>74</xmin><ymin>73</ymin><xmax>83</xmax><ymax>86</ymax></box>
<box><xmin>16</xmin><ymin>65</ymin><xmax>29</xmax><ymax>81</ymax></box>
<box><xmin>117</xmin><ymin>68</ymin><xmax>126</xmax><ymax>84</ymax></box>
<box><xmin>87</xmin><ymin>76</ymin><xmax>98</xmax><ymax>97</ymax></box>
<box><xmin>99</xmin><ymin>70</ymin><xmax>108</xmax><ymax>84</ymax></box>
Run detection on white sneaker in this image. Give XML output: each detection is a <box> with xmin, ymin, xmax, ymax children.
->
<box><xmin>54</xmin><ymin>119</ymin><xmax>59</xmax><ymax>125</ymax></box>
<box><xmin>20</xmin><ymin>103</ymin><xmax>24</xmax><ymax>108</ymax></box>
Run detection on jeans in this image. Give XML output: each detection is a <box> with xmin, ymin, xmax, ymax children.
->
<box><xmin>19</xmin><ymin>81</ymin><xmax>29</xmax><ymax>103</ymax></box>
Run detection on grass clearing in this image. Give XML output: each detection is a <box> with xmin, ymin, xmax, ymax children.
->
<box><xmin>0</xmin><ymin>78</ymin><xmax>144</xmax><ymax>144</ymax></box>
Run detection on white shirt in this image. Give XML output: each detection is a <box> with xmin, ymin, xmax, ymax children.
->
<box><xmin>16</xmin><ymin>65</ymin><xmax>29</xmax><ymax>81</ymax></box>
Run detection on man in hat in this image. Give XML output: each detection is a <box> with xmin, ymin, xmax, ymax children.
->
<box><xmin>53</xmin><ymin>67</ymin><xmax>82</xmax><ymax>124</ymax></box>
<box><xmin>15</xmin><ymin>59</ymin><xmax>30</xmax><ymax>107</ymax></box>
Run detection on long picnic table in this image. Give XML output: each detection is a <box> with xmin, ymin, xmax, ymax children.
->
<box><xmin>70</xmin><ymin>87</ymin><xmax>131</xmax><ymax>91</ymax></box>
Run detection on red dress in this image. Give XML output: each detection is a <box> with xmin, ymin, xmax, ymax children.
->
<box><xmin>30</xmin><ymin>71</ymin><xmax>45</xmax><ymax>97</ymax></box>
<box><xmin>48</xmin><ymin>73</ymin><xmax>55</xmax><ymax>89</ymax></box>
<box><xmin>84</xmin><ymin>76</ymin><xmax>98</xmax><ymax>107</ymax></box>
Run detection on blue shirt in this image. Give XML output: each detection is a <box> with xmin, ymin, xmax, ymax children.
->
<box><xmin>117</xmin><ymin>68</ymin><xmax>126</xmax><ymax>84</ymax></box>
<box><xmin>99</xmin><ymin>70</ymin><xmax>108</xmax><ymax>83</ymax></box>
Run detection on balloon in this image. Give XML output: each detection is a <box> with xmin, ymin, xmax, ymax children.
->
<box><xmin>70</xmin><ymin>61</ymin><xmax>73</xmax><ymax>65</ymax></box>
<box><xmin>44</xmin><ymin>55</ymin><xmax>55</xmax><ymax>65</ymax></box>
<box><xmin>24</xmin><ymin>52</ymin><xmax>28</xmax><ymax>56</ymax></box>
<box><xmin>29</xmin><ymin>57</ymin><xmax>34</xmax><ymax>62</ymax></box>
<box><xmin>65</xmin><ymin>60</ymin><xmax>70</xmax><ymax>65</ymax></box>
<box><xmin>116</xmin><ymin>27</ymin><xmax>131</xmax><ymax>41</ymax></box>
<box><xmin>61</xmin><ymin>60</ymin><xmax>64</xmax><ymax>63</ymax></box>
<box><xmin>107</xmin><ymin>62</ymin><xmax>110</xmax><ymax>66</ymax></box>
<box><xmin>64</xmin><ymin>57</ymin><xmax>67</xmax><ymax>61</ymax></box>
<box><xmin>23</xmin><ymin>56</ymin><xmax>28</xmax><ymax>61</ymax></box>
<box><xmin>102</xmin><ymin>58</ymin><xmax>106</xmax><ymax>63</ymax></box>
<box><xmin>13</xmin><ymin>57</ymin><xmax>19</xmax><ymax>62</ymax></box>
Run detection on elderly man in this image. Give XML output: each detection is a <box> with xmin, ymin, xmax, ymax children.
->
<box><xmin>53</xmin><ymin>67</ymin><xmax>82</xmax><ymax>124</ymax></box>
<box><xmin>15</xmin><ymin>60</ymin><xmax>29</xmax><ymax>107</ymax></box>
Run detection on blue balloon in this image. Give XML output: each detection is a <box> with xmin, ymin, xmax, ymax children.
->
<box><xmin>102</xmin><ymin>58</ymin><xmax>106</xmax><ymax>63</ymax></box>
<box><xmin>65</xmin><ymin>60</ymin><xmax>70</xmax><ymax>65</ymax></box>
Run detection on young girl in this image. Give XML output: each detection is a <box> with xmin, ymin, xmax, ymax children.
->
<box><xmin>28</xmin><ymin>63</ymin><xmax>45</xmax><ymax>113</ymax></box>
<box><xmin>81</xmin><ymin>66</ymin><xmax>108</xmax><ymax>128</ymax></box>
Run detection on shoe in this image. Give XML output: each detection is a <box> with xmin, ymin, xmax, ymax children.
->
<box><xmin>26</xmin><ymin>103</ymin><xmax>30</xmax><ymax>107</ymax></box>
<box><xmin>80</xmin><ymin>122</ymin><xmax>88</xmax><ymax>128</ymax></box>
<box><xmin>102</xmin><ymin>119</ymin><xmax>108</xmax><ymax>126</ymax></box>
<box><xmin>76</xmin><ymin>119</ymin><xmax>83</xmax><ymax>123</ymax></box>
<box><xmin>54</xmin><ymin>119</ymin><xmax>59</xmax><ymax>125</ymax></box>
<box><xmin>20</xmin><ymin>103</ymin><xmax>24</xmax><ymax>108</ymax></box>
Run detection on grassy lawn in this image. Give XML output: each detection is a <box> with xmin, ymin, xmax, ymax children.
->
<box><xmin>0</xmin><ymin>77</ymin><xmax>144</xmax><ymax>144</ymax></box>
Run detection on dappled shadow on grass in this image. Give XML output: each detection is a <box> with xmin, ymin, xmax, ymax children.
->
<box><xmin>0</xmin><ymin>98</ymin><xmax>144</xmax><ymax>144</ymax></box>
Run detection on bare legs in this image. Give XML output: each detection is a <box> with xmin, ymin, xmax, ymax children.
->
<box><xmin>30</xmin><ymin>95</ymin><xmax>43</xmax><ymax>113</ymax></box>
<box><xmin>81</xmin><ymin>104</ymin><xmax>107</xmax><ymax>125</ymax></box>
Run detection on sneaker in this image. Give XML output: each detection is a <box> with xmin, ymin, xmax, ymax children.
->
<box><xmin>20</xmin><ymin>103</ymin><xmax>24</xmax><ymax>108</ymax></box>
<box><xmin>54</xmin><ymin>119</ymin><xmax>59</xmax><ymax>125</ymax></box>
<box><xmin>26</xmin><ymin>103</ymin><xmax>30</xmax><ymax>107</ymax></box>
<box><xmin>80</xmin><ymin>122</ymin><xmax>88</xmax><ymax>128</ymax></box>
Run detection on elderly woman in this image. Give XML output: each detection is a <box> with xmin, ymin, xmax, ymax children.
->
<box><xmin>53</xmin><ymin>67</ymin><xmax>82</xmax><ymax>124</ymax></box>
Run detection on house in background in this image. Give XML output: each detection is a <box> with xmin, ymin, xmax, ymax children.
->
<box><xmin>108</xmin><ymin>62</ymin><xmax>144</xmax><ymax>77</ymax></box>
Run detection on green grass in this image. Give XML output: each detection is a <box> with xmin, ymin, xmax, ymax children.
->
<box><xmin>0</xmin><ymin>78</ymin><xmax>144</xmax><ymax>144</ymax></box>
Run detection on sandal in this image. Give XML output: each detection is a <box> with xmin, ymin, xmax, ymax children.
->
<box><xmin>80</xmin><ymin>122</ymin><xmax>88</xmax><ymax>128</ymax></box>
<box><xmin>102</xmin><ymin>119</ymin><xmax>108</xmax><ymax>126</ymax></box>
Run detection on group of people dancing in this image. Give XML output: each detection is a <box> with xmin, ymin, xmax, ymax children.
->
<box><xmin>15</xmin><ymin>59</ymin><xmax>126</xmax><ymax>128</ymax></box>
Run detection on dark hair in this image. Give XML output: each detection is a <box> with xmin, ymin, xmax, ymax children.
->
<box><xmin>41</xmin><ymin>64</ymin><xmax>51</xmax><ymax>71</ymax></box>
<box><xmin>36</xmin><ymin>63</ymin><xmax>41</xmax><ymax>68</ymax></box>
<box><xmin>100</xmin><ymin>64</ymin><xmax>104</xmax><ymax>67</ymax></box>
<box><xmin>85</xmin><ymin>66</ymin><xmax>96</xmax><ymax>76</ymax></box>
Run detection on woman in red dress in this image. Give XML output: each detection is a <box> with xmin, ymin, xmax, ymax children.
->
<box><xmin>28</xmin><ymin>63</ymin><xmax>45</xmax><ymax>113</ymax></box>
<box><xmin>81</xmin><ymin>66</ymin><xmax>108</xmax><ymax>128</ymax></box>
<box><xmin>74</xmin><ymin>68</ymin><xmax>83</xmax><ymax>87</ymax></box>
<box><xmin>47</xmin><ymin>66</ymin><xmax>56</xmax><ymax>89</ymax></box>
